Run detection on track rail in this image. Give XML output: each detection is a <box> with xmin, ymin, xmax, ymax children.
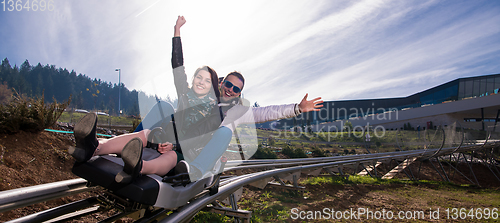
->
<box><xmin>0</xmin><ymin>179</ymin><xmax>96</xmax><ymax>213</ymax></box>
<box><xmin>162</xmin><ymin>143</ymin><xmax>499</xmax><ymax>222</ymax></box>
<box><xmin>1</xmin><ymin>137</ymin><xmax>499</xmax><ymax>222</ymax></box>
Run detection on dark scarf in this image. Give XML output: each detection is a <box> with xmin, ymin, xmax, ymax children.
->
<box><xmin>180</xmin><ymin>89</ymin><xmax>217</xmax><ymax>136</ymax></box>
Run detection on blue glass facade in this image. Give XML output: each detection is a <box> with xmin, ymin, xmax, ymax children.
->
<box><xmin>273</xmin><ymin>73</ymin><xmax>500</xmax><ymax>129</ymax></box>
<box><xmin>458</xmin><ymin>75</ymin><xmax>500</xmax><ymax>99</ymax></box>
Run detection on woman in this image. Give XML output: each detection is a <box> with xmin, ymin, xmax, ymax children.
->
<box><xmin>69</xmin><ymin>16</ymin><xmax>220</xmax><ymax>184</ymax></box>
<box><xmin>71</xmin><ymin>16</ymin><xmax>323</xmax><ymax>185</ymax></box>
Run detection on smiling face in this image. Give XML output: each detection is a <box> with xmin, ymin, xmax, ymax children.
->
<box><xmin>192</xmin><ymin>69</ymin><xmax>213</xmax><ymax>98</ymax></box>
<box><xmin>220</xmin><ymin>74</ymin><xmax>244</xmax><ymax>102</ymax></box>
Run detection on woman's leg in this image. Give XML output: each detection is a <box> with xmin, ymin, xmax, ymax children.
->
<box><xmin>95</xmin><ymin>130</ymin><xmax>150</xmax><ymax>156</ymax></box>
<box><xmin>141</xmin><ymin>150</ymin><xmax>178</xmax><ymax>176</ymax></box>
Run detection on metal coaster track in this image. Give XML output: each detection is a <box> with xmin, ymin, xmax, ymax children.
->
<box><xmin>1</xmin><ymin>130</ymin><xmax>499</xmax><ymax>222</ymax></box>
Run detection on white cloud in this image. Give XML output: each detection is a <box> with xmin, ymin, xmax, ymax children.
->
<box><xmin>1</xmin><ymin>0</ymin><xmax>499</xmax><ymax>108</ymax></box>
<box><xmin>237</xmin><ymin>0</ymin><xmax>500</xmax><ymax>105</ymax></box>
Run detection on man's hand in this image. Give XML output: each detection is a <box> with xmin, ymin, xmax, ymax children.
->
<box><xmin>298</xmin><ymin>93</ymin><xmax>323</xmax><ymax>113</ymax></box>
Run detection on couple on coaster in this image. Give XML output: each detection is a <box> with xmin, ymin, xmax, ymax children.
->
<box><xmin>69</xmin><ymin>16</ymin><xmax>323</xmax><ymax>185</ymax></box>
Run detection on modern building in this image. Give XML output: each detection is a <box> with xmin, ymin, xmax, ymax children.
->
<box><xmin>271</xmin><ymin>73</ymin><xmax>500</xmax><ymax>132</ymax></box>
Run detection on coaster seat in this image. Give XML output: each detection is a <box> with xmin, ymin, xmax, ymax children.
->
<box><xmin>72</xmin><ymin>148</ymin><xmax>213</xmax><ymax>209</ymax></box>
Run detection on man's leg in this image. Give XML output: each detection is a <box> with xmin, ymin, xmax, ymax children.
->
<box><xmin>188</xmin><ymin>127</ymin><xmax>232</xmax><ymax>180</ymax></box>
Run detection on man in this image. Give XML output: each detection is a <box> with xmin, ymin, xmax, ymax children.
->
<box><xmin>175</xmin><ymin>70</ymin><xmax>323</xmax><ymax>182</ymax></box>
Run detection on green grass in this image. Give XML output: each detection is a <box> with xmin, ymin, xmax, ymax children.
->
<box><xmin>274</xmin><ymin>191</ymin><xmax>302</xmax><ymax>204</ymax></box>
<box><xmin>191</xmin><ymin>211</ymin><xmax>232</xmax><ymax>223</ymax></box>
<box><xmin>57</xmin><ymin>111</ymin><xmax>138</xmax><ymax>126</ymax></box>
<box><xmin>257</xmin><ymin>128</ymin><xmax>498</xmax><ymax>157</ymax></box>
<box><xmin>301</xmin><ymin>175</ymin><xmax>484</xmax><ymax>189</ymax></box>
<box><xmin>247</xmin><ymin>191</ymin><xmax>292</xmax><ymax>222</ymax></box>
<box><xmin>192</xmin><ymin>175</ymin><xmax>500</xmax><ymax>222</ymax></box>
<box><xmin>376</xmin><ymin>182</ymin><xmax>500</xmax><ymax>211</ymax></box>
<box><xmin>301</xmin><ymin>175</ymin><xmax>406</xmax><ymax>186</ymax></box>
<box><xmin>194</xmin><ymin>188</ymin><xmax>300</xmax><ymax>223</ymax></box>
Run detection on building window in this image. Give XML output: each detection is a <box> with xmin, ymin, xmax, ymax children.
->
<box><xmin>465</xmin><ymin>80</ymin><xmax>473</xmax><ymax>98</ymax></box>
<box><xmin>487</xmin><ymin>77</ymin><xmax>495</xmax><ymax>95</ymax></box>
<box><xmin>458</xmin><ymin>80</ymin><xmax>465</xmax><ymax>99</ymax></box>
<box><xmin>473</xmin><ymin>79</ymin><xmax>480</xmax><ymax>97</ymax></box>
<box><xmin>496</xmin><ymin>76</ymin><xmax>500</xmax><ymax>90</ymax></box>
<box><xmin>464</xmin><ymin>118</ymin><xmax>499</xmax><ymax>122</ymax></box>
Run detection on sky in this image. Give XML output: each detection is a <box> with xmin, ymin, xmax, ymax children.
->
<box><xmin>1</xmin><ymin>0</ymin><xmax>500</xmax><ymax>107</ymax></box>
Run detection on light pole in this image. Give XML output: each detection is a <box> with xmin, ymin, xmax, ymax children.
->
<box><xmin>115</xmin><ymin>68</ymin><xmax>121</xmax><ymax>116</ymax></box>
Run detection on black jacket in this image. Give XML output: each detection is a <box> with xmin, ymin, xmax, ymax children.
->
<box><xmin>169</xmin><ymin>37</ymin><xmax>224</xmax><ymax>155</ymax></box>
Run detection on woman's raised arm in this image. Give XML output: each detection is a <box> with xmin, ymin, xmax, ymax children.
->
<box><xmin>174</xmin><ymin>16</ymin><xmax>186</xmax><ymax>37</ymax></box>
<box><xmin>172</xmin><ymin>16</ymin><xmax>189</xmax><ymax>98</ymax></box>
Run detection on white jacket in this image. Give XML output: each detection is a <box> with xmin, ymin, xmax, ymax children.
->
<box><xmin>221</xmin><ymin>103</ymin><xmax>299</xmax><ymax>132</ymax></box>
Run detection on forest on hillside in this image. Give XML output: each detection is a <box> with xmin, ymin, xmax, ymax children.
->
<box><xmin>0</xmin><ymin>57</ymin><xmax>176</xmax><ymax>116</ymax></box>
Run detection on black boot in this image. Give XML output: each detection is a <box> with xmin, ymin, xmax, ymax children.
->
<box><xmin>163</xmin><ymin>160</ymin><xmax>190</xmax><ymax>184</ymax></box>
<box><xmin>115</xmin><ymin>138</ymin><xmax>143</xmax><ymax>184</ymax></box>
<box><xmin>162</xmin><ymin>161</ymin><xmax>201</xmax><ymax>186</ymax></box>
<box><xmin>175</xmin><ymin>160</ymin><xmax>190</xmax><ymax>175</ymax></box>
<box><xmin>69</xmin><ymin>113</ymin><xmax>99</xmax><ymax>162</ymax></box>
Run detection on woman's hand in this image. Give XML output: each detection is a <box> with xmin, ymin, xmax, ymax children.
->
<box><xmin>174</xmin><ymin>16</ymin><xmax>186</xmax><ymax>37</ymax></box>
<box><xmin>176</xmin><ymin>16</ymin><xmax>186</xmax><ymax>28</ymax></box>
<box><xmin>298</xmin><ymin>93</ymin><xmax>323</xmax><ymax>113</ymax></box>
<box><xmin>157</xmin><ymin>142</ymin><xmax>174</xmax><ymax>154</ymax></box>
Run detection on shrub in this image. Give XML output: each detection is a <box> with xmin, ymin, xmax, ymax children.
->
<box><xmin>0</xmin><ymin>92</ymin><xmax>71</xmax><ymax>134</ymax></box>
<box><xmin>268</xmin><ymin>137</ymin><xmax>275</xmax><ymax>146</ymax></box>
<box><xmin>131</xmin><ymin>117</ymin><xmax>142</xmax><ymax>132</ymax></box>
<box><xmin>253</xmin><ymin>145</ymin><xmax>278</xmax><ymax>159</ymax></box>
<box><xmin>293</xmin><ymin>148</ymin><xmax>308</xmax><ymax>158</ymax></box>
<box><xmin>311</xmin><ymin>147</ymin><xmax>327</xmax><ymax>157</ymax></box>
<box><xmin>282</xmin><ymin>145</ymin><xmax>308</xmax><ymax>158</ymax></box>
<box><xmin>0</xmin><ymin>82</ymin><xmax>12</xmax><ymax>105</ymax></box>
<box><xmin>282</xmin><ymin>145</ymin><xmax>294</xmax><ymax>157</ymax></box>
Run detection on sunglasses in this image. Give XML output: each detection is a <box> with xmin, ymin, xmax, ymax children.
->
<box><xmin>223</xmin><ymin>80</ymin><xmax>242</xmax><ymax>93</ymax></box>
